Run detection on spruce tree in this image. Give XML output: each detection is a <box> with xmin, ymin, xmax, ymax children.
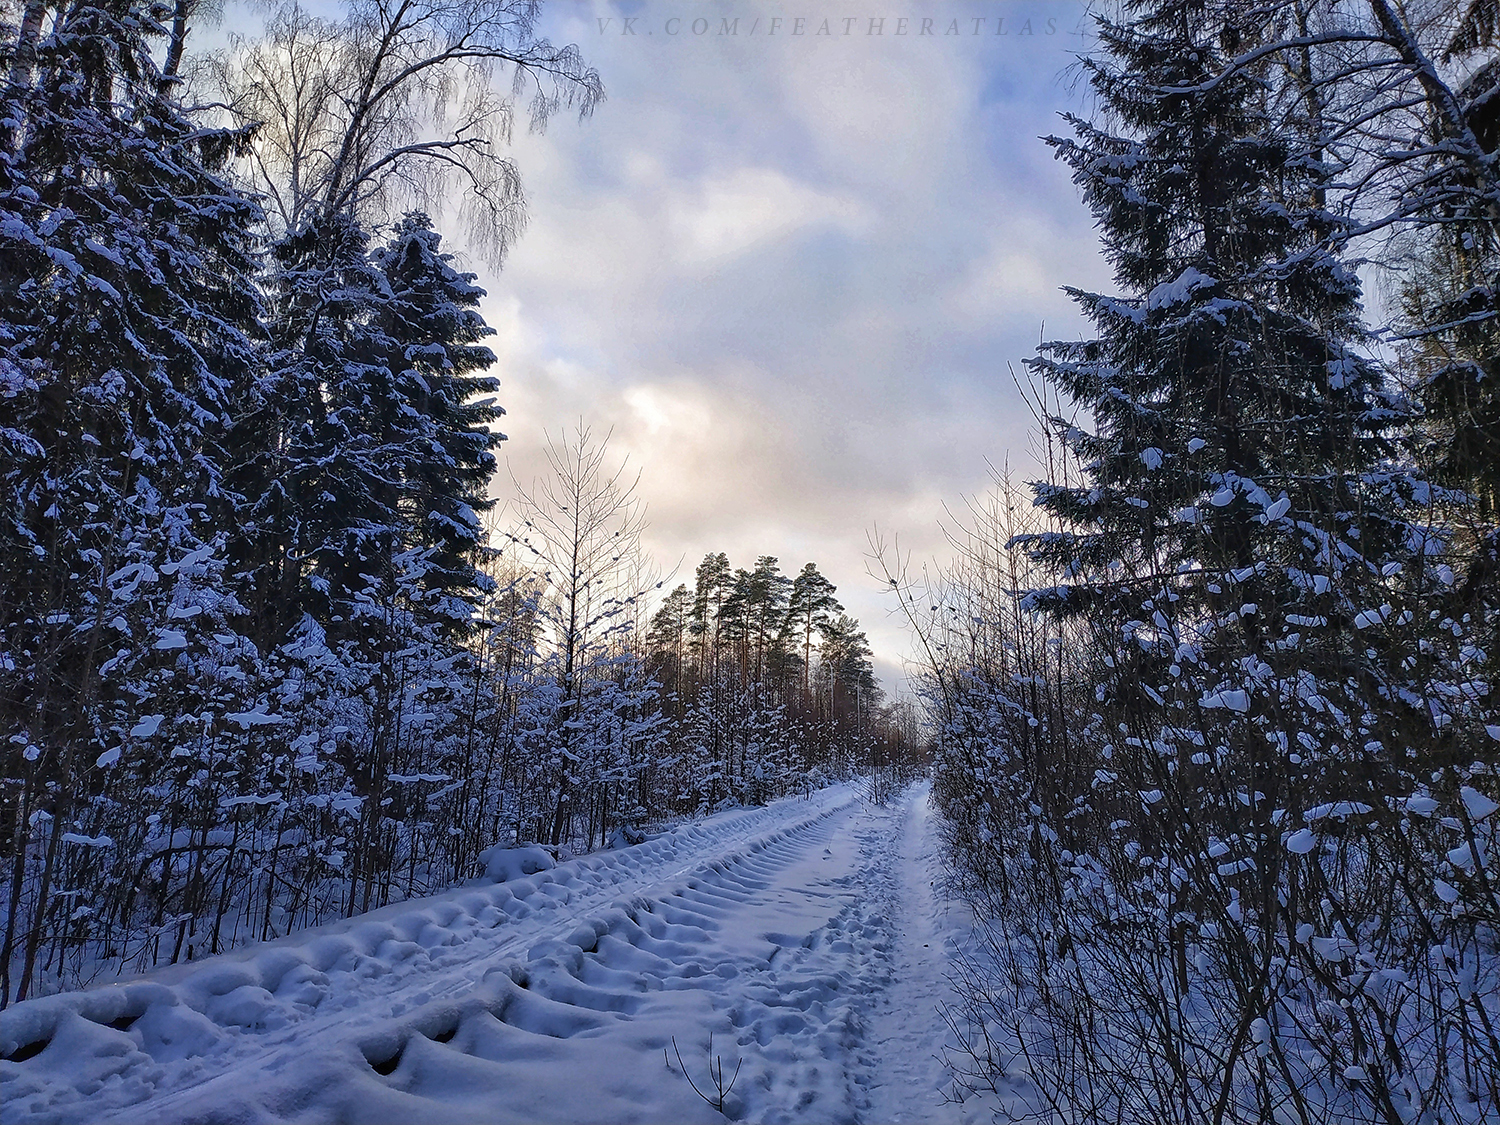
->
<box><xmin>231</xmin><ymin>210</ymin><xmax>501</xmax><ymax>647</ymax></box>
<box><xmin>1401</xmin><ymin>28</ymin><xmax>1499</xmax><ymax>694</ymax></box>
<box><xmin>1019</xmin><ymin>0</ymin><xmax>1420</xmax><ymax>820</ymax></box>
<box><xmin>1010</xmin><ymin>1</ymin><xmax>1450</xmax><ymax>1116</ymax></box>
<box><xmin>225</xmin><ymin>212</ymin><xmax>382</xmax><ymax>645</ymax></box>
<box><xmin>371</xmin><ymin>212</ymin><xmax>503</xmax><ymax>630</ymax></box>
<box><xmin>0</xmin><ymin>0</ymin><xmax>262</xmax><ymax>1002</ymax></box>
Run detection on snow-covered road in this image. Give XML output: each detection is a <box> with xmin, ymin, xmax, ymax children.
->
<box><xmin>3</xmin><ymin>782</ymin><xmax>989</xmax><ymax>1124</ymax></box>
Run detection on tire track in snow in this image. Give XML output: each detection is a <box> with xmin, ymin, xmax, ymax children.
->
<box><xmin>192</xmin><ymin>797</ymin><xmax>872</xmax><ymax>1124</ymax></box>
<box><xmin>3</xmin><ymin>787</ymin><xmax>854</xmax><ymax>1124</ymax></box>
<box><xmin>4</xmin><ymin>783</ymin><xmax>972</xmax><ymax>1125</ymax></box>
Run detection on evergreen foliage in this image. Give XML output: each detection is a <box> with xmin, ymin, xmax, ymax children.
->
<box><xmin>895</xmin><ymin>3</ymin><xmax>1500</xmax><ymax>1121</ymax></box>
<box><xmin>0</xmin><ymin>1</ymin><xmax>914</xmax><ymax>1008</ymax></box>
<box><xmin>0</xmin><ymin>0</ymin><xmax>263</xmax><ymax>1004</ymax></box>
<box><xmin>646</xmin><ymin>553</ymin><xmax>885</xmax><ymax>811</ymax></box>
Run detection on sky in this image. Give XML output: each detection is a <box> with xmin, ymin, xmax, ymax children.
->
<box><xmin>482</xmin><ymin>1</ymin><xmax>1112</xmax><ymax>697</ymax></box>
<box><xmin>214</xmin><ymin>0</ymin><xmax>1113</xmax><ymax>697</ymax></box>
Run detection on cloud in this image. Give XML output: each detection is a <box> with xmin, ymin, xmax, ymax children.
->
<box><xmin>475</xmin><ymin>0</ymin><xmax>1108</xmax><ymax>696</ymax></box>
<box><xmin>669</xmin><ymin>167</ymin><xmax>874</xmax><ymax>266</ymax></box>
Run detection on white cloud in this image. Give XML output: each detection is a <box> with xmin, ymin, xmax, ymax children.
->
<box><xmin>477</xmin><ymin>0</ymin><xmax>1104</xmax><ymax>696</ymax></box>
<box><xmin>670</xmin><ymin>168</ymin><xmax>873</xmax><ymax>266</ymax></box>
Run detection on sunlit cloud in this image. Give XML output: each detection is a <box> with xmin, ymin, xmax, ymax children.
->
<box><xmin>465</xmin><ymin>0</ymin><xmax>1111</xmax><ymax>694</ymax></box>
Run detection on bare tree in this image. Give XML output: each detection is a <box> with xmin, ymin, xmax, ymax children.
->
<box><xmin>203</xmin><ymin>0</ymin><xmax>602</xmax><ymax>260</ymax></box>
<box><xmin>507</xmin><ymin>425</ymin><xmax>652</xmax><ymax>845</ymax></box>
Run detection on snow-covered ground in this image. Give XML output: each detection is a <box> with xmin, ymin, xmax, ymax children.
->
<box><xmin>3</xmin><ymin>781</ymin><xmax>999</xmax><ymax>1125</ymax></box>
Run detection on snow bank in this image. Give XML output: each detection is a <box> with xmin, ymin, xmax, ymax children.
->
<box><xmin>475</xmin><ymin>844</ymin><xmax>555</xmax><ymax>883</ymax></box>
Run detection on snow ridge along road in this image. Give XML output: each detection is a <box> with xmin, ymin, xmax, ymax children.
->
<box><xmin>3</xmin><ymin>782</ymin><xmax>979</xmax><ymax>1124</ymax></box>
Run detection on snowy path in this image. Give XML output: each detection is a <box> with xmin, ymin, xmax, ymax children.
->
<box><xmin>3</xmin><ymin>783</ymin><xmax>977</xmax><ymax>1124</ymax></box>
<box><xmin>860</xmin><ymin>786</ymin><xmax>981</xmax><ymax>1125</ymax></box>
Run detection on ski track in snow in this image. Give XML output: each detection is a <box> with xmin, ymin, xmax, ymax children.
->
<box><xmin>2</xmin><ymin>782</ymin><xmax>981</xmax><ymax>1125</ymax></box>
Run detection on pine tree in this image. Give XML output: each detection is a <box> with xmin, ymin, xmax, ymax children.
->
<box><xmin>741</xmin><ymin>556</ymin><xmax>791</xmax><ymax>693</ymax></box>
<box><xmin>786</xmin><ymin>562</ymin><xmax>842</xmax><ymax>698</ymax></box>
<box><xmin>816</xmin><ymin>614</ymin><xmax>879</xmax><ymax>727</ymax></box>
<box><xmin>646</xmin><ymin>583</ymin><xmax>694</xmax><ymax>716</ymax></box>
<box><xmin>690</xmin><ymin>551</ymin><xmax>732</xmax><ymax>679</ymax></box>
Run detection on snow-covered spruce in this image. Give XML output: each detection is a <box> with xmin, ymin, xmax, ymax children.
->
<box><xmin>905</xmin><ymin>2</ymin><xmax>1500</xmax><ymax>1123</ymax></box>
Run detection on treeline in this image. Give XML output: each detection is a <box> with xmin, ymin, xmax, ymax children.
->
<box><xmin>0</xmin><ymin>0</ymin><xmax>906</xmax><ymax>1008</ymax></box>
<box><xmin>647</xmin><ymin>553</ymin><xmax>901</xmax><ymax>807</ymax></box>
<box><xmin>495</xmin><ymin>426</ymin><xmax>917</xmax><ymax>850</ymax></box>
<box><xmin>887</xmin><ymin>2</ymin><xmax>1499</xmax><ymax>1123</ymax></box>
